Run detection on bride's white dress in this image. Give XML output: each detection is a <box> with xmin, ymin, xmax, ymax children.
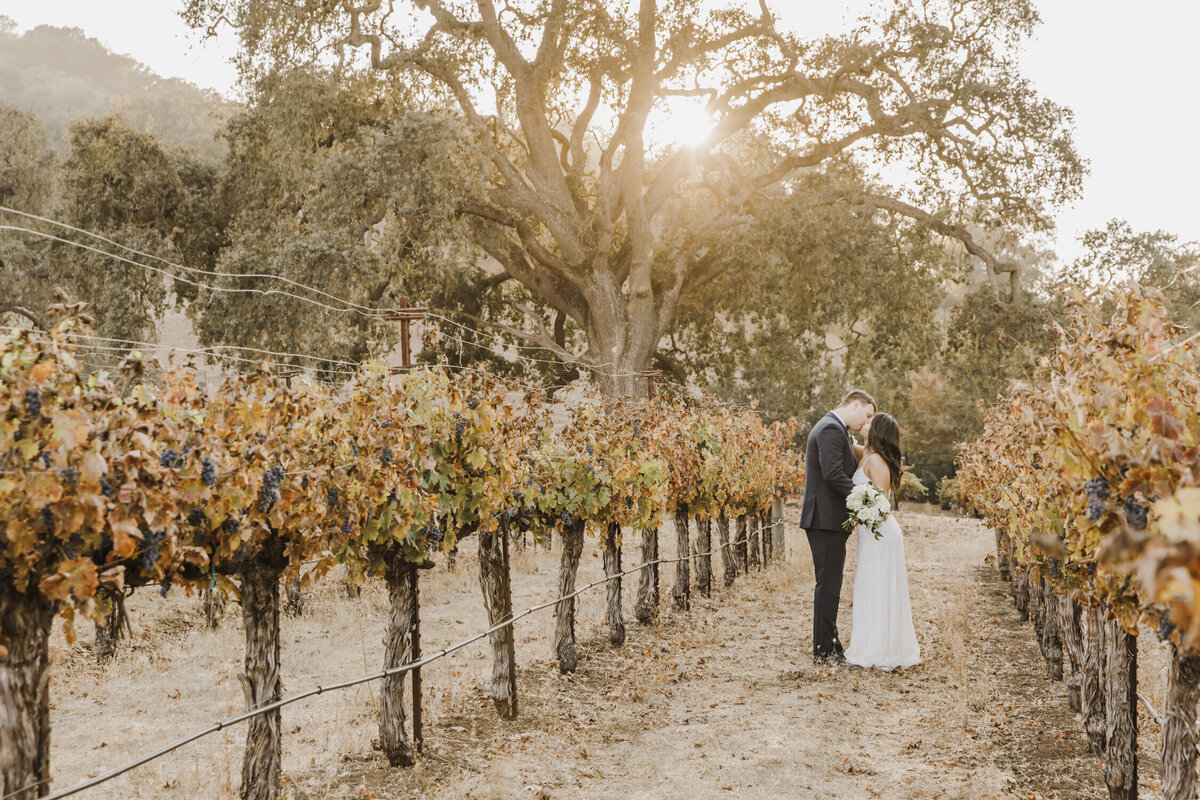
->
<box><xmin>844</xmin><ymin>465</ymin><xmax>921</xmax><ymax>670</ymax></box>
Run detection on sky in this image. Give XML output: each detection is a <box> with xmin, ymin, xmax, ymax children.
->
<box><xmin>2</xmin><ymin>1</ymin><xmax>1198</xmax><ymax>263</ymax></box>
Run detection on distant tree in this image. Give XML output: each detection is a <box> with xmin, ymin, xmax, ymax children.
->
<box><xmin>185</xmin><ymin>0</ymin><xmax>1084</xmax><ymax>397</ymax></box>
<box><xmin>0</xmin><ymin>103</ymin><xmax>55</xmax><ymax>329</ymax></box>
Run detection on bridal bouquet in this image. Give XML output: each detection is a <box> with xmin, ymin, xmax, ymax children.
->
<box><xmin>845</xmin><ymin>483</ymin><xmax>893</xmax><ymax>540</ymax></box>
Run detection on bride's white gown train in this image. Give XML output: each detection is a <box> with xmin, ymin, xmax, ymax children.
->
<box><xmin>844</xmin><ymin>466</ymin><xmax>921</xmax><ymax>670</ymax></box>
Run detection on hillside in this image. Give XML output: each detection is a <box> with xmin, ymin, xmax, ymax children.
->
<box><xmin>0</xmin><ymin>17</ymin><xmax>231</xmax><ymax>157</ymax></box>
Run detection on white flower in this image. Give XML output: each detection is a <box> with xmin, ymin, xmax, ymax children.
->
<box><xmin>858</xmin><ymin>507</ymin><xmax>879</xmax><ymax>524</ymax></box>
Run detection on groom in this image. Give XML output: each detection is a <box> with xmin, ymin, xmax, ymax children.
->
<box><xmin>801</xmin><ymin>390</ymin><xmax>875</xmax><ymax>665</ymax></box>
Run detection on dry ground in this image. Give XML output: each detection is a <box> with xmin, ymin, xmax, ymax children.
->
<box><xmin>43</xmin><ymin>506</ymin><xmax>1174</xmax><ymax>799</ymax></box>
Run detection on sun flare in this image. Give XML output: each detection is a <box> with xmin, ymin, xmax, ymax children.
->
<box><xmin>650</xmin><ymin>99</ymin><xmax>716</xmax><ymax>149</ymax></box>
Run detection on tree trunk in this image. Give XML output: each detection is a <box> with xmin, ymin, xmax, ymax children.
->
<box><xmin>718</xmin><ymin>513</ymin><xmax>736</xmax><ymax>588</ymax></box>
<box><xmin>694</xmin><ymin>517</ymin><xmax>712</xmax><ymax>598</ymax></box>
<box><xmin>1040</xmin><ymin>578</ymin><xmax>1063</xmax><ymax>681</ymax></box>
<box><xmin>634</xmin><ymin>526</ymin><xmax>659</xmax><ymax>624</ymax></box>
<box><xmin>284</xmin><ymin>574</ymin><xmax>304</xmax><ymax>617</ymax></box>
<box><xmin>1103</xmin><ymin>619</ymin><xmax>1137</xmax><ymax>800</ymax></box>
<box><xmin>238</xmin><ymin>555</ymin><xmax>284</xmax><ymax>800</ymax></box>
<box><xmin>201</xmin><ymin>587</ymin><xmax>225</xmax><ymax>629</ymax></box>
<box><xmin>735</xmin><ymin>514</ymin><xmax>749</xmax><ymax>574</ymax></box>
<box><xmin>1029</xmin><ymin>571</ymin><xmax>1044</xmax><ymax>640</ymax></box>
<box><xmin>671</xmin><ymin>509</ymin><xmax>690</xmax><ymax>611</ymax></box>
<box><xmin>771</xmin><ymin>501</ymin><xmax>785</xmax><ymax>561</ymax></box>
<box><xmin>378</xmin><ymin>557</ymin><xmax>415</xmax><ymax>766</ymax></box>
<box><xmin>1082</xmin><ymin>604</ymin><xmax>1108</xmax><ymax>754</ymax></box>
<box><xmin>747</xmin><ymin>513</ymin><xmax>761</xmax><ymax>571</ymax></box>
<box><xmin>1161</xmin><ymin>646</ymin><xmax>1200</xmax><ymax>800</ymax></box>
<box><xmin>478</xmin><ymin>521</ymin><xmax>517</xmax><ymax>719</ymax></box>
<box><xmin>1058</xmin><ymin>593</ymin><xmax>1085</xmax><ymax>713</ymax></box>
<box><xmin>995</xmin><ymin>530</ymin><xmax>1011</xmax><ymax>581</ymax></box>
<box><xmin>553</xmin><ymin>519</ymin><xmax>585</xmax><ymax>673</ymax></box>
<box><xmin>0</xmin><ymin>582</ymin><xmax>54</xmax><ymax>800</ymax></box>
<box><xmin>1012</xmin><ymin>567</ymin><xmax>1030</xmax><ymax>622</ymax></box>
<box><xmin>602</xmin><ymin>522</ymin><xmax>625</xmax><ymax>646</ymax></box>
<box><xmin>93</xmin><ymin>589</ymin><xmax>129</xmax><ymax>663</ymax></box>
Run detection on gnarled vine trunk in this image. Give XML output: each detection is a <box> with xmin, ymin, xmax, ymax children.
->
<box><xmin>694</xmin><ymin>517</ymin><xmax>712</xmax><ymax>598</ymax></box>
<box><xmin>735</xmin><ymin>514</ymin><xmax>749</xmax><ymax>573</ymax></box>
<box><xmin>478</xmin><ymin>521</ymin><xmax>517</xmax><ymax>719</ymax></box>
<box><xmin>1039</xmin><ymin>578</ymin><xmax>1063</xmax><ymax>682</ymax></box>
<box><xmin>0</xmin><ymin>582</ymin><xmax>54</xmax><ymax>800</ymax></box>
<box><xmin>1103</xmin><ymin>619</ymin><xmax>1137</xmax><ymax>800</ymax></box>
<box><xmin>672</xmin><ymin>509</ymin><xmax>690</xmax><ymax>611</ymax></box>
<box><xmin>553</xmin><ymin>519</ymin><xmax>586</xmax><ymax>673</ymax></box>
<box><xmin>1057</xmin><ymin>593</ymin><xmax>1085</xmax><ymax>713</ymax></box>
<box><xmin>1161</xmin><ymin>646</ymin><xmax>1200</xmax><ymax>800</ymax></box>
<box><xmin>718</xmin><ymin>514</ymin><xmax>736</xmax><ymax>588</ymax></box>
<box><xmin>602</xmin><ymin>522</ymin><xmax>625</xmax><ymax>646</ymax></box>
<box><xmin>1012</xmin><ymin>567</ymin><xmax>1030</xmax><ymax>622</ymax></box>
<box><xmin>201</xmin><ymin>587</ymin><xmax>226</xmax><ymax>629</ymax></box>
<box><xmin>770</xmin><ymin>502</ymin><xmax>785</xmax><ymax>561</ymax></box>
<box><xmin>378</xmin><ymin>558</ymin><xmax>415</xmax><ymax>766</ymax></box>
<box><xmin>634</xmin><ymin>526</ymin><xmax>659</xmax><ymax>624</ymax></box>
<box><xmin>759</xmin><ymin>512</ymin><xmax>771</xmax><ymax>565</ymax></box>
<box><xmin>1082</xmin><ymin>604</ymin><xmax>1108</xmax><ymax>754</ymax></box>
<box><xmin>284</xmin><ymin>574</ymin><xmax>304</xmax><ymax>617</ymax></box>
<box><xmin>747</xmin><ymin>513</ymin><xmax>761</xmax><ymax>571</ymax></box>
<box><xmin>995</xmin><ymin>530</ymin><xmax>1011</xmax><ymax>582</ymax></box>
<box><xmin>239</xmin><ymin>553</ymin><xmax>284</xmax><ymax>800</ymax></box>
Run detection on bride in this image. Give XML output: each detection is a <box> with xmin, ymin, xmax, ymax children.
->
<box><xmin>844</xmin><ymin>412</ymin><xmax>921</xmax><ymax>671</ymax></box>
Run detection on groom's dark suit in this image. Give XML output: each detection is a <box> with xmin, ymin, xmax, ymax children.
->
<box><xmin>800</xmin><ymin>411</ymin><xmax>858</xmax><ymax>659</ymax></box>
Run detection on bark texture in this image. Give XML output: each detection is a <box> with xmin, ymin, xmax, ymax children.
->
<box><xmin>378</xmin><ymin>558</ymin><xmax>415</xmax><ymax>766</ymax></box>
<box><xmin>770</xmin><ymin>502</ymin><xmax>785</xmax><ymax>560</ymax></box>
<box><xmin>1161</xmin><ymin>646</ymin><xmax>1200</xmax><ymax>800</ymax></box>
<box><xmin>672</xmin><ymin>509</ymin><xmax>690</xmax><ymax>611</ymax></box>
<box><xmin>0</xmin><ymin>582</ymin><xmax>54</xmax><ymax>800</ymax></box>
<box><xmin>760</xmin><ymin>512</ymin><xmax>772</xmax><ymax>565</ymax></box>
<box><xmin>1082</xmin><ymin>604</ymin><xmax>1108</xmax><ymax>754</ymax></box>
<box><xmin>718</xmin><ymin>514</ymin><xmax>736</xmax><ymax>588</ymax></box>
<box><xmin>995</xmin><ymin>530</ymin><xmax>1011</xmax><ymax>581</ymax></box>
<box><xmin>735</xmin><ymin>514</ymin><xmax>749</xmax><ymax>573</ymax></box>
<box><xmin>201</xmin><ymin>587</ymin><xmax>226</xmax><ymax>629</ymax></box>
<box><xmin>1058</xmin><ymin>593</ymin><xmax>1085</xmax><ymax>713</ymax></box>
<box><xmin>694</xmin><ymin>517</ymin><xmax>712</xmax><ymax>598</ymax></box>
<box><xmin>1012</xmin><ymin>567</ymin><xmax>1030</xmax><ymax>622</ymax></box>
<box><xmin>634</xmin><ymin>526</ymin><xmax>659</xmax><ymax>624</ymax></box>
<box><xmin>602</xmin><ymin>522</ymin><xmax>625</xmax><ymax>646</ymax></box>
<box><xmin>1040</xmin><ymin>578</ymin><xmax>1063</xmax><ymax>681</ymax></box>
<box><xmin>239</xmin><ymin>556</ymin><xmax>284</xmax><ymax>800</ymax></box>
<box><xmin>93</xmin><ymin>589</ymin><xmax>129</xmax><ymax>663</ymax></box>
<box><xmin>747</xmin><ymin>513</ymin><xmax>761</xmax><ymax>571</ymax></box>
<box><xmin>1103</xmin><ymin>619</ymin><xmax>1137</xmax><ymax>800</ymax></box>
<box><xmin>478</xmin><ymin>522</ymin><xmax>518</xmax><ymax>719</ymax></box>
<box><xmin>284</xmin><ymin>574</ymin><xmax>304</xmax><ymax>617</ymax></box>
<box><xmin>553</xmin><ymin>520</ymin><xmax>585</xmax><ymax>673</ymax></box>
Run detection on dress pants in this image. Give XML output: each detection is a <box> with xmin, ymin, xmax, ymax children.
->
<box><xmin>806</xmin><ymin>527</ymin><xmax>849</xmax><ymax>658</ymax></box>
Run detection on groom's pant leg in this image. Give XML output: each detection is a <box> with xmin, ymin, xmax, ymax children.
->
<box><xmin>806</xmin><ymin>528</ymin><xmax>848</xmax><ymax>658</ymax></box>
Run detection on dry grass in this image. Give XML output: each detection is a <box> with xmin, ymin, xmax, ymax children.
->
<box><xmin>40</xmin><ymin>507</ymin><xmax>1167</xmax><ymax>799</ymax></box>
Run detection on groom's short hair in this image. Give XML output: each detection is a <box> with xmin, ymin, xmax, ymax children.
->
<box><xmin>839</xmin><ymin>389</ymin><xmax>876</xmax><ymax>409</ymax></box>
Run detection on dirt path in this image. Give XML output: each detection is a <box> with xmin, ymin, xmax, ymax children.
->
<box><xmin>48</xmin><ymin>507</ymin><xmax>1163</xmax><ymax>799</ymax></box>
<box><xmin>291</xmin><ymin>508</ymin><xmax>1117</xmax><ymax>800</ymax></box>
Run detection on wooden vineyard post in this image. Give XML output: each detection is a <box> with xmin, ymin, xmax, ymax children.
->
<box><xmin>735</xmin><ymin>514</ymin><xmax>749</xmax><ymax>573</ymax></box>
<box><xmin>694</xmin><ymin>517</ymin><xmax>712</xmax><ymax>598</ymax></box>
<box><xmin>634</xmin><ymin>526</ymin><xmax>659</xmax><ymax>623</ymax></box>
<box><xmin>553</xmin><ymin>519</ymin><xmax>586</xmax><ymax>673</ymax></box>
<box><xmin>759</xmin><ymin>512</ymin><xmax>771</xmax><ymax>565</ymax></box>
<box><xmin>478</xmin><ymin>520</ymin><xmax>518</xmax><ymax>718</ymax></box>
<box><xmin>672</xmin><ymin>508</ymin><xmax>691</xmax><ymax>611</ymax></box>
<box><xmin>1103</xmin><ymin>618</ymin><xmax>1138</xmax><ymax>800</ymax></box>
<box><xmin>602</xmin><ymin>522</ymin><xmax>626</xmax><ymax>645</ymax></box>
<box><xmin>771</xmin><ymin>501</ymin><xmax>785</xmax><ymax>561</ymax></box>
<box><xmin>410</xmin><ymin>565</ymin><xmax>422</xmax><ymax>754</ymax></box>
<box><xmin>1161</xmin><ymin>645</ymin><xmax>1200</xmax><ymax>800</ymax></box>
<box><xmin>0</xmin><ymin>582</ymin><xmax>54</xmax><ymax>800</ymax></box>
<box><xmin>718</xmin><ymin>513</ymin><xmax>736</xmax><ymax>587</ymax></box>
<box><xmin>747</xmin><ymin>513</ymin><xmax>761</xmax><ymax>571</ymax></box>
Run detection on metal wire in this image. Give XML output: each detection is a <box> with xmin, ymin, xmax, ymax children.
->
<box><xmin>41</xmin><ymin>518</ymin><xmax>790</xmax><ymax>800</ymax></box>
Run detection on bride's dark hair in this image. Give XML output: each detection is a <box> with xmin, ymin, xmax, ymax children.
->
<box><xmin>867</xmin><ymin>413</ymin><xmax>903</xmax><ymax>494</ymax></box>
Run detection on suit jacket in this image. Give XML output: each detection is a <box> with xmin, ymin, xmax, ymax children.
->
<box><xmin>799</xmin><ymin>411</ymin><xmax>858</xmax><ymax>532</ymax></box>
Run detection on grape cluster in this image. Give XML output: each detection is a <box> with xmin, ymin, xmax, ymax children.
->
<box><xmin>342</xmin><ymin>517</ymin><xmax>354</xmax><ymax>537</ymax></box>
<box><xmin>560</xmin><ymin>511</ymin><xmax>574</xmax><ymax>527</ymax></box>
<box><xmin>381</xmin><ymin>445</ymin><xmax>394</xmax><ymax>466</ymax></box>
<box><xmin>258</xmin><ymin>465</ymin><xmax>285</xmax><ymax>513</ymax></box>
<box><xmin>201</xmin><ymin>457</ymin><xmax>217</xmax><ymax>486</ymax></box>
<box><xmin>1087</xmin><ymin>500</ymin><xmax>1106</xmax><ymax>523</ymax></box>
<box><xmin>222</xmin><ymin>517</ymin><xmax>239</xmax><ymax>534</ymax></box>
<box><xmin>327</xmin><ymin>486</ymin><xmax>339</xmax><ymax>509</ymax></box>
<box><xmin>139</xmin><ymin>530</ymin><xmax>166</xmax><ymax>573</ymax></box>
<box><xmin>301</xmin><ymin>474</ymin><xmax>309</xmax><ymax>491</ymax></box>
<box><xmin>60</xmin><ymin>466</ymin><xmax>78</xmax><ymax>491</ymax></box>
<box><xmin>187</xmin><ymin>507</ymin><xmax>207</xmax><ymax>527</ymax></box>
<box><xmin>1122</xmin><ymin>496</ymin><xmax>1148</xmax><ymax>531</ymax></box>
<box><xmin>468</xmin><ymin>398</ymin><xmax>480</xmax><ymax>411</ymax></box>
<box><xmin>24</xmin><ymin>386</ymin><xmax>41</xmax><ymax>418</ymax></box>
<box><xmin>40</xmin><ymin>507</ymin><xmax>54</xmax><ymax>532</ymax></box>
<box><xmin>160</xmin><ymin>449</ymin><xmax>184</xmax><ymax>469</ymax></box>
<box><xmin>422</xmin><ymin>518</ymin><xmax>443</xmax><ymax>547</ymax></box>
<box><xmin>100</xmin><ymin>476</ymin><xmax>114</xmax><ymax>498</ymax></box>
<box><xmin>1084</xmin><ymin>477</ymin><xmax>1109</xmax><ymax>499</ymax></box>
<box><xmin>454</xmin><ymin>419</ymin><xmax>467</xmax><ymax>444</ymax></box>
<box><xmin>40</xmin><ymin>451</ymin><xmax>51</xmax><ymax>469</ymax></box>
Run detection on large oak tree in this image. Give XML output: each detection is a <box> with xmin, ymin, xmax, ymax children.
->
<box><xmin>186</xmin><ymin>0</ymin><xmax>1083</xmax><ymax>396</ymax></box>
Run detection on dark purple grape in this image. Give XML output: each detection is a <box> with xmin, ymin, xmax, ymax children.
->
<box><xmin>187</xmin><ymin>508</ymin><xmax>207</xmax><ymax>527</ymax></box>
<box><xmin>60</xmin><ymin>466</ymin><xmax>78</xmax><ymax>491</ymax></box>
<box><xmin>1123</xmin><ymin>497</ymin><xmax>1148</xmax><ymax>531</ymax></box>
<box><xmin>24</xmin><ymin>387</ymin><xmax>41</xmax><ymax>418</ymax></box>
<box><xmin>327</xmin><ymin>486</ymin><xmax>339</xmax><ymax>509</ymax></box>
<box><xmin>201</xmin><ymin>458</ymin><xmax>217</xmax><ymax>486</ymax></box>
<box><xmin>160</xmin><ymin>449</ymin><xmax>183</xmax><ymax>469</ymax></box>
<box><xmin>1084</xmin><ymin>476</ymin><xmax>1109</xmax><ymax>500</ymax></box>
<box><xmin>1087</xmin><ymin>500</ymin><xmax>1105</xmax><ymax>523</ymax></box>
<box><xmin>381</xmin><ymin>445</ymin><xmax>393</xmax><ymax>466</ymax></box>
<box><xmin>40</xmin><ymin>507</ymin><xmax>53</xmax><ymax>531</ymax></box>
<box><xmin>100</xmin><ymin>476</ymin><xmax>114</xmax><ymax>498</ymax></box>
